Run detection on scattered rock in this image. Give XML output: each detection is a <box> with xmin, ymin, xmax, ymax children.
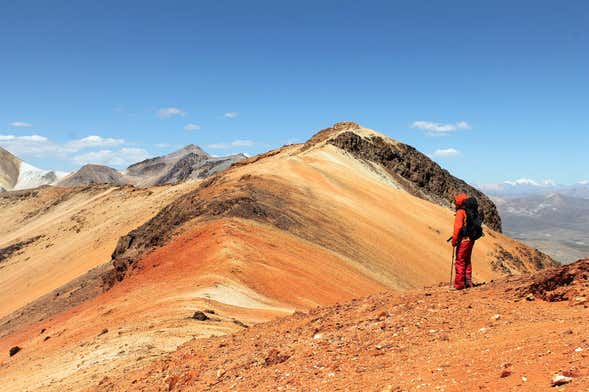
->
<box><xmin>232</xmin><ymin>319</ymin><xmax>248</xmax><ymax>328</ymax></box>
<box><xmin>192</xmin><ymin>311</ymin><xmax>209</xmax><ymax>321</ymax></box>
<box><xmin>500</xmin><ymin>369</ymin><xmax>512</xmax><ymax>378</ymax></box>
<box><xmin>491</xmin><ymin>314</ymin><xmax>501</xmax><ymax>321</ymax></box>
<box><xmin>551</xmin><ymin>374</ymin><xmax>572</xmax><ymax>387</ymax></box>
<box><xmin>98</xmin><ymin>328</ymin><xmax>108</xmax><ymax>336</ymax></box>
<box><xmin>9</xmin><ymin>346</ymin><xmax>21</xmax><ymax>357</ymax></box>
<box><xmin>264</xmin><ymin>349</ymin><xmax>290</xmax><ymax>367</ymax></box>
<box><xmin>204</xmin><ymin>309</ymin><xmax>216</xmax><ymax>314</ymax></box>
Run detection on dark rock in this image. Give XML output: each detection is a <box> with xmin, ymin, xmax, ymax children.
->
<box><xmin>192</xmin><ymin>311</ymin><xmax>209</xmax><ymax>321</ymax></box>
<box><xmin>9</xmin><ymin>346</ymin><xmax>21</xmax><ymax>357</ymax></box>
<box><xmin>232</xmin><ymin>319</ymin><xmax>248</xmax><ymax>328</ymax></box>
<box><xmin>0</xmin><ymin>236</ymin><xmax>44</xmax><ymax>264</ymax></box>
<box><xmin>98</xmin><ymin>328</ymin><xmax>108</xmax><ymax>336</ymax></box>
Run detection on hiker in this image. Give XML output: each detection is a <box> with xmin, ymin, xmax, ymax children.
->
<box><xmin>451</xmin><ymin>193</ymin><xmax>483</xmax><ymax>290</ymax></box>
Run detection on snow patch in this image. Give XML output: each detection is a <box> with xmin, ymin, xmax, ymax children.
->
<box><xmin>14</xmin><ymin>162</ymin><xmax>60</xmax><ymax>190</ymax></box>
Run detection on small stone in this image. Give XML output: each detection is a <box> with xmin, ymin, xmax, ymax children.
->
<box><xmin>575</xmin><ymin>347</ymin><xmax>583</xmax><ymax>352</ymax></box>
<box><xmin>551</xmin><ymin>374</ymin><xmax>572</xmax><ymax>386</ymax></box>
<box><xmin>525</xmin><ymin>293</ymin><xmax>535</xmax><ymax>301</ymax></box>
<box><xmin>522</xmin><ymin>376</ymin><xmax>528</xmax><ymax>382</ymax></box>
<box><xmin>313</xmin><ymin>332</ymin><xmax>324</xmax><ymax>340</ymax></box>
<box><xmin>491</xmin><ymin>314</ymin><xmax>501</xmax><ymax>321</ymax></box>
<box><xmin>9</xmin><ymin>346</ymin><xmax>21</xmax><ymax>357</ymax></box>
<box><xmin>98</xmin><ymin>328</ymin><xmax>108</xmax><ymax>336</ymax></box>
<box><xmin>571</xmin><ymin>296</ymin><xmax>586</xmax><ymax>306</ymax></box>
<box><xmin>500</xmin><ymin>370</ymin><xmax>512</xmax><ymax>378</ymax></box>
<box><xmin>216</xmin><ymin>369</ymin><xmax>225</xmax><ymax>379</ymax></box>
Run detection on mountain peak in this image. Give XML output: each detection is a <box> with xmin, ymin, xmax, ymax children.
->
<box><xmin>168</xmin><ymin>144</ymin><xmax>209</xmax><ymax>159</ymax></box>
<box><xmin>300</xmin><ymin>122</ymin><xmax>501</xmax><ymax>231</ymax></box>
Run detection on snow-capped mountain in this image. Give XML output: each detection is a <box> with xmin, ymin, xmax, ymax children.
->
<box><xmin>0</xmin><ymin>147</ymin><xmax>65</xmax><ymax>191</ymax></box>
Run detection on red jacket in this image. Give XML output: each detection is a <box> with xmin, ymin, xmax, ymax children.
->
<box><xmin>452</xmin><ymin>193</ymin><xmax>468</xmax><ymax>246</ymax></box>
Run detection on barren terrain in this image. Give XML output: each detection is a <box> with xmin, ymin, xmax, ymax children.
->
<box><xmin>0</xmin><ymin>123</ymin><xmax>560</xmax><ymax>391</ymax></box>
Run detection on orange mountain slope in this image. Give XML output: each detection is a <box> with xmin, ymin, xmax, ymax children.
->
<box><xmin>0</xmin><ymin>122</ymin><xmax>556</xmax><ymax>391</ymax></box>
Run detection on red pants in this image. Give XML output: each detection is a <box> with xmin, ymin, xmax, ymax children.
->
<box><xmin>454</xmin><ymin>239</ymin><xmax>474</xmax><ymax>289</ymax></box>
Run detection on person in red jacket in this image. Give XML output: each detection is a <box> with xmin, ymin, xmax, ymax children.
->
<box><xmin>452</xmin><ymin>193</ymin><xmax>474</xmax><ymax>290</ymax></box>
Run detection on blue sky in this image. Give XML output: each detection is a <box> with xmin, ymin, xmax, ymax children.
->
<box><xmin>1</xmin><ymin>0</ymin><xmax>587</xmax><ymax>185</ymax></box>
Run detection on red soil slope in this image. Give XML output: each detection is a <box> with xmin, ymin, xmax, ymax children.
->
<box><xmin>98</xmin><ymin>259</ymin><xmax>589</xmax><ymax>391</ymax></box>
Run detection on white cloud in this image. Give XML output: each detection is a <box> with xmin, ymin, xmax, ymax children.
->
<box><xmin>184</xmin><ymin>123</ymin><xmax>201</xmax><ymax>131</ymax></box>
<box><xmin>66</xmin><ymin>135</ymin><xmax>125</xmax><ymax>150</ymax></box>
<box><xmin>0</xmin><ymin>134</ymin><xmax>68</xmax><ymax>157</ymax></box>
<box><xmin>208</xmin><ymin>139</ymin><xmax>255</xmax><ymax>149</ymax></box>
<box><xmin>411</xmin><ymin>120</ymin><xmax>471</xmax><ymax>136</ymax></box>
<box><xmin>432</xmin><ymin>148</ymin><xmax>460</xmax><ymax>157</ymax></box>
<box><xmin>0</xmin><ymin>133</ymin><xmax>148</xmax><ymax>168</ymax></box>
<box><xmin>10</xmin><ymin>121</ymin><xmax>32</xmax><ymax>127</ymax></box>
<box><xmin>157</xmin><ymin>107</ymin><xmax>186</xmax><ymax>118</ymax></box>
<box><xmin>155</xmin><ymin>143</ymin><xmax>172</xmax><ymax>148</ymax></box>
<box><xmin>578</xmin><ymin>180</ymin><xmax>589</xmax><ymax>185</ymax></box>
<box><xmin>224</xmin><ymin>112</ymin><xmax>238</xmax><ymax>119</ymax></box>
<box><xmin>73</xmin><ymin>148</ymin><xmax>149</xmax><ymax>167</ymax></box>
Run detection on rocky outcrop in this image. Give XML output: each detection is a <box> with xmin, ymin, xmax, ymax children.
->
<box><xmin>324</xmin><ymin>128</ymin><xmax>502</xmax><ymax>232</ymax></box>
<box><xmin>515</xmin><ymin>258</ymin><xmax>588</xmax><ymax>302</ymax></box>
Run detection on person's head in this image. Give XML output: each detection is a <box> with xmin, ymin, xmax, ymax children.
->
<box><xmin>454</xmin><ymin>193</ymin><xmax>468</xmax><ymax>209</ymax></box>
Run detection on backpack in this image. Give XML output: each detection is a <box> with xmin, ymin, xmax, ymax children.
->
<box><xmin>461</xmin><ymin>197</ymin><xmax>483</xmax><ymax>241</ymax></box>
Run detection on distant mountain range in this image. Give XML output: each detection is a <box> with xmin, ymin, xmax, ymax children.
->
<box><xmin>0</xmin><ymin>145</ymin><xmax>246</xmax><ymax>191</ymax></box>
<box><xmin>479</xmin><ymin>179</ymin><xmax>589</xmax><ymax>199</ymax></box>
<box><xmin>493</xmin><ymin>193</ymin><xmax>589</xmax><ymax>263</ymax></box>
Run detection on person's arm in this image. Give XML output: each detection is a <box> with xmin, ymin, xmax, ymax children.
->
<box><xmin>452</xmin><ymin>209</ymin><xmax>466</xmax><ymax>246</ymax></box>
